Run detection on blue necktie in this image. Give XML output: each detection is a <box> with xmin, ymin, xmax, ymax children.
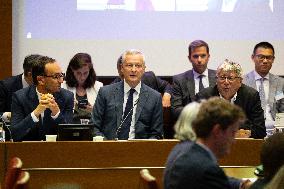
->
<box><xmin>118</xmin><ymin>88</ymin><xmax>135</xmax><ymax>139</ymax></box>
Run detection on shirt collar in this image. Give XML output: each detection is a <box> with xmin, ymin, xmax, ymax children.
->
<box><xmin>193</xmin><ymin>68</ymin><xmax>209</xmax><ymax>79</ymax></box>
<box><xmin>123</xmin><ymin>80</ymin><xmax>141</xmax><ymax>94</ymax></box>
<box><xmin>219</xmin><ymin>92</ymin><xmax>238</xmax><ymax>103</ymax></box>
<box><xmin>253</xmin><ymin>70</ymin><xmax>269</xmax><ymax>81</ymax></box>
<box><xmin>22</xmin><ymin>74</ymin><xmax>29</xmax><ymax>88</ymax></box>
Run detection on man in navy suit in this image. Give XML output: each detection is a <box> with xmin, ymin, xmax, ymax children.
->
<box><xmin>10</xmin><ymin>56</ymin><xmax>74</xmax><ymax>141</ymax></box>
<box><xmin>113</xmin><ymin>54</ymin><xmax>172</xmax><ymax>108</ymax></box>
<box><xmin>164</xmin><ymin>97</ymin><xmax>250</xmax><ymax>189</ymax></box>
<box><xmin>171</xmin><ymin>40</ymin><xmax>216</xmax><ymax>119</ymax></box>
<box><xmin>0</xmin><ymin>54</ymin><xmax>42</xmax><ymax>122</ymax></box>
<box><xmin>92</xmin><ymin>49</ymin><xmax>163</xmax><ymax>140</ymax></box>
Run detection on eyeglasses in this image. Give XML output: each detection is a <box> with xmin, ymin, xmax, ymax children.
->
<box><xmin>255</xmin><ymin>54</ymin><xmax>275</xmax><ymax>61</ymax></box>
<box><xmin>217</xmin><ymin>76</ymin><xmax>240</xmax><ymax>82</ymax></box>
<box><xmin>124</xmin><ymin>63</ymin><xmax>144</xmax><ymax>69</ymax></box>
<box><xmin>44</xmin><ymin>73</ymin><xmax>65</xmax><ymax>80</ymax></box>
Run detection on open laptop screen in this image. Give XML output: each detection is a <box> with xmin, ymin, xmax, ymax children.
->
<box><xmin>57</xmin><ymin>124</ymin><xmax>94</xmax><ymax>141</ymax></box>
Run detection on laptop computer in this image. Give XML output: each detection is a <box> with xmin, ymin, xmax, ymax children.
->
<box><xmin>57</xmin><ymin>124</ymin><xmax>94</xmax><ymax>141</ymax></box>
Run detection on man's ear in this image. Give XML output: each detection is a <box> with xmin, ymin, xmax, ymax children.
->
<box><xmin>211</xmin><ymin>124</ymin><xmax>223</xmax><ymax>138</ymax></box>
<box><xmin>37</xmin><ymin>75</ymin><xmax>44</xmax><ymax>85</ymax></box>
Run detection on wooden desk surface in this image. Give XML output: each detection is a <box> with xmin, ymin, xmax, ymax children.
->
<box><xmin>1</xmin><ymin>139</ymin><xmax>263</xmax><ymax>188</ymax></box>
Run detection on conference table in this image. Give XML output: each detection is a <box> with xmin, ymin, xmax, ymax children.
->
<box><xmin>0</xmin><ymin>139</ymin><xmax>263</xmax><ymax>189</ymax></box>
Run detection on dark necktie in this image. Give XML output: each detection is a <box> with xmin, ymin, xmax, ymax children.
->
<box><xmin>118</xmin><ymin>88</ymin><xmax>135</xmax><ymax>140</ymax></box>
<box><xmin>259</xmin><ymin>78</ymin><xmax>266</xmax><ymax>116</ymax></box>
<box><xmin>199</xmin><ymin>75</ymin><xmax>204</xmax><ymax>92</ymax></box>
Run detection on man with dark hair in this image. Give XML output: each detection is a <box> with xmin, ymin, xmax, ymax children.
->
<box><xmin>10</xmin><ymin>56</ymin><xmax>74</xmax><ymax>141</ymax></box>
<box><xmin>164</xmin><ymin>97</ymin><xmax>251</xmax><ymax>189</ymax></box>
<box><xmin>250</xmin><ymin>133</ymin><xmax>284</xmax><ymax>189</ymax></box>
<box><xmin>196</xmin><ymin>59</ymin><xmax>266</xmax><ymax>139</ymax></box>
<box><xmin>93</xmin><ymin>49</ymin><xmax>163</xmax><ymax>140</ymax></box>
<box><xmin>0</xmin><ymin>54</ymin><xmax>42</xmax><ymax>122</ymax></box>
<box><xmin>244</xmin><ymin>42</ymin><xmax>284</xmax><ymax>135</ymax></box>
<box><xmin>113</xmin><ymin>54</ymin><xmax>172</xmax><ymax>107</ymax></box>
<box><xmin>171</xmin><ymin>40</ymin><xmax>216</xmax><ymax>119</ymax></box>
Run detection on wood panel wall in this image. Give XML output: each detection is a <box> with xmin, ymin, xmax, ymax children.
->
<box><xmin>0</xmin><ymin>0</ymin><xmax>12</xmax><ymax>80</ymax></box>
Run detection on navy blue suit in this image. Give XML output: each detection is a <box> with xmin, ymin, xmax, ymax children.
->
<box><xmin>0</xmin><ymin>74</ymin><xmax>23</xmax><ymax>114</ymax></box>
<box><xmin>92</xmin><ymin>81</ymin><xmax>163</xmax><ymax>140</ymax></box>
<box><xmin>164</xmin><ymin>142</ymin><xmax>231</xmax><ymax>189</ymax></box>
<box><xmin>10</xmin><ymin>85</ymin><xmax>74</xmax><ymax>141</ymax></box>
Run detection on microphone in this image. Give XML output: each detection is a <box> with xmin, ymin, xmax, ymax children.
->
<box><xmin>115</xmin><ymin>98</ymin><xmax>139</xmax><ymax>140</ymax></box>
<box><xmin>1</xmin><ymin>117</ymin><xmax>13</xmax><ymax>142</ymax></box>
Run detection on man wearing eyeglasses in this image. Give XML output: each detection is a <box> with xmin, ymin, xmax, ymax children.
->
<box><xmin>171</xmin><ymin>40</ymin><xmax>216</xmax><ymax>119</ymax></box>
<box><xmin>196</xmin><ymin>59</ymin><xmax>266</xmax><ymax>139</ymax></box>
<box><xmin>92</xmin><ymin>49</ymin><xmax>163</xmax><ymax>140</ymax></box>
<box><xmin>10</xmin><ymin>56</ymin><xmax>74</xmax><ymax>141</ymax></box>
<box><xmin>244</xmin><ymin>42</ymin><xmax>284</xmax><ymax>135</ymax></box>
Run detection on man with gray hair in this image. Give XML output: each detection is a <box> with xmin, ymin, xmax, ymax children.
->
<box><xmin>196</xmin><ymin>59</ymin><xmax>266</xmax><ymax>139</ymax></box>
<box><xmin>92</xmin><ymin>49</ymin><xmax>163</xmax><ymax>140</ymax></box>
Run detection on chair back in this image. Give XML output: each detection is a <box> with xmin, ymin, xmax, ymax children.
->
<box><xmin>139</xmin><ymin>169</ymin><xmax>159</xmax><ymax>189</ymax></box>
<box><xmin>3</xmin><ymin>157</ymin><xmax>23</xmax><ymax>189</ymax></box>
<box><xmin>14</xmin><ymin>171</ymin><xmax>30</xmax><ymax>189</ymax></box>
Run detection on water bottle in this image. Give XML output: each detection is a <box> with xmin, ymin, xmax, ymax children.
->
<box><xmin>0</xmin><ymin>122</ymin><xmax>5</xmax><ymax>142</ymax></box>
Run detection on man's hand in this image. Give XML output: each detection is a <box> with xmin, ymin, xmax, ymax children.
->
<box><xmin>235</xmin><ymin>129</ymin><xmax>251</xmax><ymax>138</ymax></box>
<box><xmin>162</xmin><ymin>93</ymin><xmax>171</xmax><ymax>108</ymax></box>
<box><xmin>43</xmin><ymin>93</ymin><xmax>60</xmax><ymax>116</ymax></box>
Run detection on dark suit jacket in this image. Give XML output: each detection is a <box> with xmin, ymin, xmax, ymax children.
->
<box><xmin>112</xmin><ymin>71</ymin><xmax>172</xmax><ymax>94</ymax></box>
<box><xmin>92</xmin><ymin>81</ymin><xmax>163</xmax><ymax>140</ymax></box>
<box><xmin>0</xmin><ymin>74</ymin><xmax>23</xmax><ymax>114</ymax></box>
<box><xmin>196</xmin><ymin>84</ymin><xmax>266</xmax><ymax>139</ymax></box>
<box><xmin>10</xmin><ymin>85</ymin><xmax>74</xmax><ymax>141</ymax></box>
<box><xmin>171</xmin><ymin>69</ymin><xmax>216</xmax><ymax>119</ymax></box>
<box><xmin>164</xmin><ymin>142</ymin><xmax>231</xmax><ymax>189</ymax></box>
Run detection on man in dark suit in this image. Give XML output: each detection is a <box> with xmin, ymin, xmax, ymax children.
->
<box><xmin>171</xmin><ymin>40</ymin><xmax>216</xmax><ymax>119</ymax></box>
<box><xmin>92</xmin><ymin>49</ymin><xmax>163</xmax><ymax>140</ymax></box>
<box><xmin>196</xmin><ymin>59</ymin><xmax>266</xmax><ymax>139</ymax></box>
<box><xmin>0</xmin><ymin>54</ymin><xmax>42</xmax><ymax>122</ymax></box>
<box><xmin>10</xmin><ymin>56</ymin><xmax>74</xmax><ymax>141</ymax></box>
<box><xmin>113</xmin><ymin>55</ymin><xmax>172</xmax><ymax>107</ymax></box>
<box><xmin>164</xmin><ymin>97</ymin><xmax>250</xmax><ymax>189</ymax></box>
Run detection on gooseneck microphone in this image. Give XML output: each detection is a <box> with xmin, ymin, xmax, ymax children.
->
<box><xmin>115</xmin><ymin>98</ymin><xmax>139</xmax><ymax>140</ymax></box>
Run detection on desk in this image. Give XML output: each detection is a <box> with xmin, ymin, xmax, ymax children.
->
<box><xmin>1</xmin><ymin>139</ymin><xmax>263</xmax><ymax>188</ymax></box>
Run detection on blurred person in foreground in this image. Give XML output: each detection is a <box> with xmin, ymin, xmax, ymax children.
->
<box><xmin>92</xmin><ymin>49</ymin><xmax>163</xmax><ymax>140</ymax></box>
<box><xmin>10</xmin><ymin>56</ymin><xmax>74</xmax><ymax>141</ymax></box>
<box><xmin>196</xmin><ymin>59</ymin><xmax>266</xmax><ymax>139</ymax></box>
<box><xmin>164</xmin><ymin>97</ymin><xmax>251</xmax><ymax>189</ymax></box>
<box><xmin>62</xmin><ymin>53</ymin><xmax>103</xmax><ymax>123</ymax></box>
<box><xmin>250</xmin><ymin>132</ymin><xmax>284</xmax><ymax>189</ymax></box>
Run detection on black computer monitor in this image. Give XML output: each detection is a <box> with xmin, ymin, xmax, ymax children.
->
<box><xmin>57</xmin><ymin>124</ymin><xmax>94</xmax><ymax>141</ymax></box>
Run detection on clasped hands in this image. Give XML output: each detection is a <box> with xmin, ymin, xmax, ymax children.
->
<box><xmin>33</xmin><ymin>93</ymin><xmax>59</xmax><ymax>118</ymax></box>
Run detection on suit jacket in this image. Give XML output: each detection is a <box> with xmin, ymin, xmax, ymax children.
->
<box><xmin>164</xmin><ymin>142</ymin><xmax>231</xmax><ymax>189</ymax></box>
<box><xmin>196</xmin><ymin>84</ymin><xmax>266</xmax><ymax>139</ymax></box>
<box><xmin>0</xmin><ymin>74</ymin><xmax>23</xmax><ymax>114</ymax></box>
<box><xmin>92</xmin><ymin>81</ymin><xmax>163</xmax><ymax>140</ymax></box>
<box><xmin>171</xmin><ymin>69</ymin><xmax>216</xmax><ymax>119</ymax></box>
<box><xmin>10</xmin><ymin>85</ymin><xmax>74</xmax><ymax>141</ymax></box>
<box><xmin>112</xmin><ymin>71</ymin><xmax>172</xmax><ymax>94</ymax></box>
<box><xmin>243</xmin><ymin>71</ymin><xmax>284</xmax><ymax>119</ymax></box>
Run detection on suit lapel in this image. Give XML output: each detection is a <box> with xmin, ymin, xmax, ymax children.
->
<box><xmin>134</xmin><ymin>84</ymin><xmax>148</xmax><ymax>124</ymax></box>
<box><xmin>28</xmin><ymin>85</ymin><xmax>40</xmax><ymax>110</ymax></box>
<box><xmin>208</xmin><ymin>69</ymin><xmax>217</xmax><ymax>87</ymax></box>
<box><xmin>115</xmin><ymin>82</ymin><xmax>124</xmax><ymax>129</ymax></box>
<box><xmin>268</xmin><ymin>73</ymin><xmax>277</xmax><ymax>106</ymax></box>
<box><xmin>187</xmin><ymin>71</ymin><xmax>196</xmax><ymax>100</ymax></box>
<box><xmin>246</xmin><ymin>71</ymin><xmax>257</xmax><ymax>90</ymax></box>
